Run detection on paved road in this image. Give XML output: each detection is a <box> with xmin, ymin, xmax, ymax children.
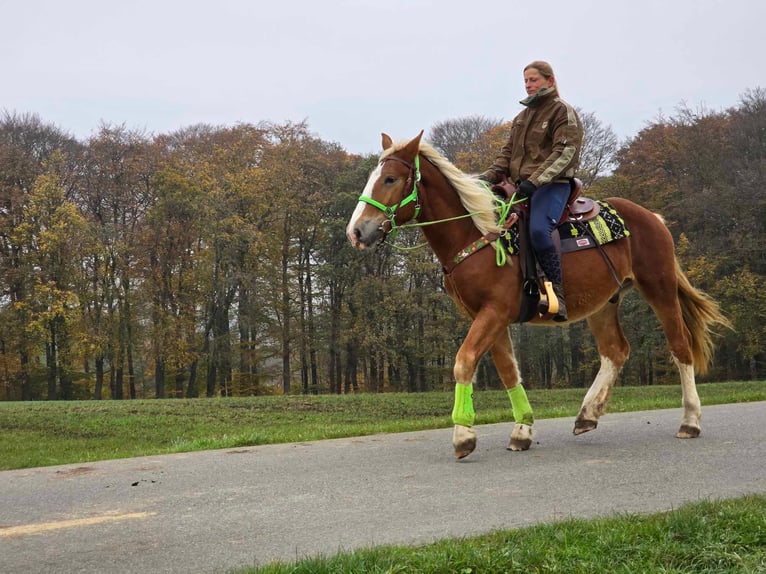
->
<box><xmin>2</xmin><ymin>401</ymin><xmax>765</xmax><ymax>573</ymax></box>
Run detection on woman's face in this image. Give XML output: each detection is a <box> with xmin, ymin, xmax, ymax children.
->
<box><xmin>524</xmin><ymin>68</ymin><xmax>554</xmax><ymax>96</ymax></box>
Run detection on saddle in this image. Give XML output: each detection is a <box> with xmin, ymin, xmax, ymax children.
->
<box><xmin>492</xmin><ymin>176</ymin><xmax>600</xmax><ymax>224</ymax></box>
<box><xmin>491</xmin><ymin>176</ymin><xmax>599</xmax><ymax>322</ymax></box>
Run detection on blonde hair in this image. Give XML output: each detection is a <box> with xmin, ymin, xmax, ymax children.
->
<box><xmin>524</xmin><ymin>60</ymin><xmax>555</xmax><ymax>79</ymax></box>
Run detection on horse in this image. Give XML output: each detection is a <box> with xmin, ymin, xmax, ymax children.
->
<box><xmin>346</xmin><ymin>131</ymin><xmax>732</xmax><ymax>460</ymax></box>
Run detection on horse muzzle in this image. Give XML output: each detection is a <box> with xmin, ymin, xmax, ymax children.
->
<box><xmin>348</xmin><ymin>218</ymin><xmax>387</xmax><ymax>249</ymax></box>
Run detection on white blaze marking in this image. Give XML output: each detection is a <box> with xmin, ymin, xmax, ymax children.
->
<box><xmin>346</xmin><ymin>163</ymin><xmax>382</xmax><ymax>243</ymax></box>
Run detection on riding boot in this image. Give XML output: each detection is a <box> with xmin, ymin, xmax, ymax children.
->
<box><xmin>551</xmin><ymin>283</ymin><xmax>568</xmax><ymax>322</ymax></box>
<box><xmin>536</xmin><ymin>247</ymin><xmax>568</xmax><ymax>322</ymax></box>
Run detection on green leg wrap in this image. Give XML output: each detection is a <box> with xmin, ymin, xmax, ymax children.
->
<box><xmin>508</xmin><ymin>384</ymin><xmax>534</xmax><ymax>426</ymax></box>
<box><xmin>452</xmin><ymin>383</ymin><xmax>475</xmax><ymax>427</ymax></box>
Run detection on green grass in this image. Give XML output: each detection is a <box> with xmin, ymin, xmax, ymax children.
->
<box><xmin>243</xmin><ymin>495</ymin><xmax>766</xmax><ymax>573</ymax></box>
<box><xmin>0</xmin><ymin>380</ymin><xmax>763</xmax><ymax>470</ymax></box>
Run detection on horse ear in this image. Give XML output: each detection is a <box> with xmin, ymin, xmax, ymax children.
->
<box><xmin>402</xmin><ymin>130</ymin><xmax>424</xmax><ymax>159</ymax></box>
<box><xmin>381</xmin><ymin>133</ymin><xmax>393</xmax><ymax>150</ymax></box>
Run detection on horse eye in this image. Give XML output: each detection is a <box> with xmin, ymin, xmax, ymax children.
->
<box><xmin>383</xmin><ymin>176</ymin><xmax>397</xmax><ymax>185</ymax></box>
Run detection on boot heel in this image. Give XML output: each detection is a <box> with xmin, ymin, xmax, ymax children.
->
<box><xmin>552</xmin><ymin>283</ymin><xmax>568</xmax><ymax>322</ymax></box>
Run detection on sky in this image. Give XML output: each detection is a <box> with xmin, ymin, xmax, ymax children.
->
<box><xmin>3</xmin><ymin>0</ymin><xmax>765</xmax><ymax>156</ymax></box>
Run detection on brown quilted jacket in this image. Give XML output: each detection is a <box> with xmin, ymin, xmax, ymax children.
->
<box><xmin>481</xmin><ymin>87</ymin><xmax>582</xmax><ymax>187</ymax></box>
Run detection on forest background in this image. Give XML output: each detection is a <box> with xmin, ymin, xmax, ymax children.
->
<box><xmin>1</xmin><ymin>88</ymin><xmax>764</xmax><ymax>401</ymax></box>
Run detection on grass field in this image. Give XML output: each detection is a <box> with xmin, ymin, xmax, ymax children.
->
<box><xmin>245</xmin><ymin>495</ymin><xmax>766</xmax><ymax>573</ymax></box>
<box><xmin>0</xmin><ymin>380</ymin><xmax>763</xmax><ymax>470</ymax></box>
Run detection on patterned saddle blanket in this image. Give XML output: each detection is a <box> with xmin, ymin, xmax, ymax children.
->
<box><xmin>501</xmin><ymin>199</ymin><xmax>630</xmax><ymax>255</ymax></box>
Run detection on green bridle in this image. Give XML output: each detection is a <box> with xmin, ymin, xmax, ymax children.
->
<box><xmin>358</xmin><ymin>154</ymin><xmax>422</xmax><ymax>240</ymax></box>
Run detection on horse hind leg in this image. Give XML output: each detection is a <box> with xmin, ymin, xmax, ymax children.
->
<box><xmin>635</xmin><ymin>281</ymin><xmax>701</xmax><ymax>438</ymax></box>
<box><xmin>673</xmin><ymin>356</ymin><xmax>701</xmax><ymax>438</ymax></box>
<box><xmin>575</xmin><ymin>301</ymin><xmax>630</xmax><ymax>434</ymax></box>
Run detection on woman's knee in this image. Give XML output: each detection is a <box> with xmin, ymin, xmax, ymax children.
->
<box><xmin>529</xmin><ymin>227</ymin><xmax>554</xmax><ymax>251</ymax></box>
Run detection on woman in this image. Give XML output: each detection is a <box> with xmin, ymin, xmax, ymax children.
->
<box><xmin>479</xmin><ymin>60</ymin><xmax>583</xmax><ymax>322</ymax></box>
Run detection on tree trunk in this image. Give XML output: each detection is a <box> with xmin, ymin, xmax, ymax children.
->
<box><xmin>115</xmin><ymin>366</ymin><xmax>124</xmax><ymax>400</ymax></box>
<box><xmin>46</xmin><ymin>328</ymin><xmax>57</xmax><ymax>400</ymax></box>
<box><xmin>174</xmin><ymin>365</ymin><xmax>185</xmax><ymax>398</ymax></box>
<box><xmin>94</xmin><ymin>356</ymin><xmax>104</xmax><ymax>400</ymax></box>
<box><xmin>58</xmin><ymin>323</ymin><xmax>73</xmax><ymax>400</ymax></box>
<box><xmin>186</xmin><ymin>358</ymin><xmax>199</xmax><ymax>398</ymax></box>
<box><xmin>281</xmin><ymin>217</ymin><xmax>291</xmax><ymax>394</ymax></box>
<box><xmin>123</xmin><ymin>287</ymin><xmax>136</xmax><ymax>399</ymax></box>
<box><xmin>306</xmin><ymin>270</ymin><xmax>319</xmax><ymax>393</ymax></box>
<box><xmin>20</xmin><ymin>348</ymin><xmax>31</xmax><ymax>401</ymax></box>
<box><xmin>206</xmin><ymin>360</ymin><xmax>217</xmax><ymax>398</ymax></box>
<box><xmin>155</xmin><ymin>356</ymin><xmax>165</xmax><ymax>399</ymax></box>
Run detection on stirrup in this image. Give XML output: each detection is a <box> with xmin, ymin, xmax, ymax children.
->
<box><xmin>543</xmin><ymin>281</ymin><xmax>560</xmax><ymax>315</ymax></box>
<box><xmin>538</xmin><ymin>281</ymin><xmax>567</xmax><ymax>321</ymax></box>
<box><xmin>537</xmin><ymin>280</ymin><xmax>559</xmax><ymax>316</ymax></box>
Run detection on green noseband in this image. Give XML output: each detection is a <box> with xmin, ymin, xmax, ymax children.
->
<box><xmin>358</xmin><ymin>154</ymin><xmax>421</xmax><ymax>240</ymax></box>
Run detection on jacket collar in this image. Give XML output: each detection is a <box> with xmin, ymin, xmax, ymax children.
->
<box><xmin>520</xmin><ymin>86</ymin><xmax>558</xmax><ymax>107</ymax></box>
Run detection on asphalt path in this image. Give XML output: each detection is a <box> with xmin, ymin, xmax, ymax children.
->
<box><xmin>2</xmin><ymin>401</ymin><xmax>765</xmax><ymax>573</ymax></box>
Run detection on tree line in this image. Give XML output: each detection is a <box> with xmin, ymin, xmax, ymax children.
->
<box><xmin>1</xmin><ymin>89</ymin><xmax>764</xmax><ymax>400</ymax></box>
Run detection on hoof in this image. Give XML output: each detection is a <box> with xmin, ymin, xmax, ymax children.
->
<box><xmin>573</xmin><ymin>418</ymin><xmax>598</xmax><ymax>435</ymax></box>
<box><xmin>452</xmin><ymin>424</ymin><xmax>477</xmax><ymax>459</ymax></box>
<box><xmin>676</xmin><ymin>424</ymin><xmax>701</xmax><ymax>439</ymax></box>
<box><xmin>507</xmin><ymin>423</ymin><xmax>533</xmax><ymax>451</ymax></box>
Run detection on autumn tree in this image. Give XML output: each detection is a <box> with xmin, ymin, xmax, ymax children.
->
<box><xmin>76</xmin><ymin>125</ymin><xmax>155</xmax><ymax>399</ymax></box>
<box><xmin>0</xmin><ymin>112</ymin><xmax>78</xmax><ymax>399</ymax></box>
<box><xmin>2</xmin><ymin>90</ymin><xmax>764</xmax><ymax>402</ymax></box>
<box><xmin>316</xmin><ymin>154</ymin><xmax>378</xmax><ymax>394</ymax></box>
<box><xmin>429</xmin><ymin>116</ymin><xmax>504</xmax><ymax>164</ymax></box>
<box><xmin>13</xmin><ymin>163</ymin><xmax>88</xmax><ymax>399</ymax></box>
<box><xmin>142</xmin><ymin>132</ymin><xmax>209</xmax><ymax>398</ymax></box>
<box><xmin>576</xmin><ymin>108</ymin><xmax>619</xmax><ymax>187</ymax></box>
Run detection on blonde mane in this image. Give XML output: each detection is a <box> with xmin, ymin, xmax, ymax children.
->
<box><xmin>382</xmin><ymin>140</ymin><xmax>502</xmax><ymax>235</ymax></box>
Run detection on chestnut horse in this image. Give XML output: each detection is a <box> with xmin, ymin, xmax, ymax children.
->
<box><xmin>346</xmin><ymin>132</ymin><xmax>731</xmax><ymax>460</ymax></box>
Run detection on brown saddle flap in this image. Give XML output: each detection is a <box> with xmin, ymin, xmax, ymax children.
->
<box><xmin>561</xmin><ymin>178</ymin><xmax>599</xmax><ymax>222</ymax></box>
<box><xmin>564</xmin><ymin>196</ymin><xmax>600</xmax><ymax>222</ymax></box>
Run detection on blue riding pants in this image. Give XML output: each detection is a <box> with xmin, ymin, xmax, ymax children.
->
<box><xmin>528</xmin><ymin>182</ymin><xmax>570</xmax><ymax>254</ymax></box>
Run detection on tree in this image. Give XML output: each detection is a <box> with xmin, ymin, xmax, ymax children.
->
<box><xmin>76</xmin><ymin>125</ymin><xmax>155</xmax><ymax>399</ymax></box>
<box><xmin>316</xmin><ymin>154</ymin><xmax>377</xmax><ymax>394</ymax></box>
<box><xmin>0</xmin><ymin>111</ymin><xmax>78</xmax><ymax>400</ymax></box>
<box><xmin>429</xmin><ymin>116</ymin><xmax>504</xmax><ymax>164</ymax></box>
<box><xmin>454</xmin><ymin>122</ymin><xmax>511</xmax><ymax>174</ymax></box>
<box><xmin>13</xmin><ymin>164</ymin><xmax>88</xmax><ymax>399</ymax></box>
<box><xmin>575</xmin><ymin>108</ymin><xmax>619</xmax><ymax>187</ymax></box>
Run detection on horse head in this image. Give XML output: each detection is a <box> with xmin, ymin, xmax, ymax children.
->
<box><xmin>346</xmin><ymin>131</ymin><xmax>424</xmax><ymax>248</ymax></box>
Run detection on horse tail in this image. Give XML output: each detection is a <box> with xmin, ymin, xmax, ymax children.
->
<box><xmin>674</xmin><ymin>259</ymin><xmax>733</xmax><ymax>375</ymax></box>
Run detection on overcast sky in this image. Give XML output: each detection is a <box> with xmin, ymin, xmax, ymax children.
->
<box><xmin>3</xmin><ymin>0</ymin><xmax>764</xmax><ymax>155</ymax></box>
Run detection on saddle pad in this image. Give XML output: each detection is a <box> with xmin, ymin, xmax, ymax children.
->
<box><xmin>501</xmin><ymin>200</ymin><xmax>630</xmax><ymax>255</ymax></box>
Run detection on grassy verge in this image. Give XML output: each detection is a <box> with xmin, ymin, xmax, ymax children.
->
<box><xmin>244</xmin><ymin>495</ymin><xmax>766</xmax><ymax>573</ymax></box>
<box><xmin>0</xmin><ymin>381</ymin><xmax>763</xmax><ymax>470</ymax></box>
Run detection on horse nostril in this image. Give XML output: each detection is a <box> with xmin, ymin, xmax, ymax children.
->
<box><xmin>348</xmin><ymin>226</ymin><xmax>361</xmax><ymax>247</ymax></box>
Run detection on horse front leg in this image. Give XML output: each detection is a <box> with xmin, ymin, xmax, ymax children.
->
<box><xmin>451</xmin><ymin>311</ymin><xmax>508</xmax><ymax>460</ymax></box>
<box><xmin>490</xmin><ymin>329</ymin><xmax>534</xmax><ymax>451</ymax></box>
